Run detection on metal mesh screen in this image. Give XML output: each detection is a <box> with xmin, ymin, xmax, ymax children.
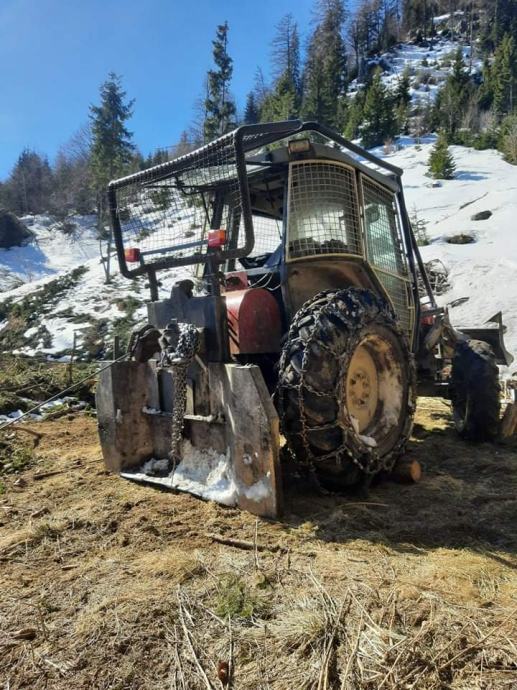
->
<box><xmin>111</xmin><ymin>131</ymin><xmax>253</xmax><ymax>276</ymax></box>
<box><xmin>362</xmin><ymin>177</ymin><xmax>413</xmax><ymax>340</ymax></box>
<box><xmin>247</xmin><ymin>215</ymin><xmax>282</xmax><ymax>257</ymax></box>
<box><xmin>287</xmin><ymin>161</ymin><xmax>362</xmax><ymax>259</ymax></box>
<box><xmin>362</xmin><ymin>178</ymin><xmax>408</xmax><ymax>276</ymax></box>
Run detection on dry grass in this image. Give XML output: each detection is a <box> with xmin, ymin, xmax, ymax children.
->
<box><xmin>0</xmin><ymin>398</ymin><xmax>516</xmax><ymax>689</ymax></box>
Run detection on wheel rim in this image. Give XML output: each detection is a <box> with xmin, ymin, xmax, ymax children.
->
<box><xmin>343</xmin><ymin>333</ymin><xmax>404</xmax><ymax>446</ymax></box>
<box><xmin>345</xmin><ymin>344</ymin><xmax>379</xmax><ymax>432</ymax></box>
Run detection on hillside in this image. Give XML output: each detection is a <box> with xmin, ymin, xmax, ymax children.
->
<box><xmin>1</xmin><ymin>137</ymin><xmax>516</xmax><ymax>374</ymax></box>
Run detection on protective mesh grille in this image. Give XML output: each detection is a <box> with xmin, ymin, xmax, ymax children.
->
<box><xmin>362</xmin><ymin>177</ymin><xmax>413</xmax><ymax>341</ymax></box>
<box><xmin>362</xmin><ymin>178</ymin><xmax>408</xmax><ymax>276</ymax></box>
<box><xmin>112</xmin><ymin>132</ymin><xmax>248</xmax><ymax>273</ymax></box>
<box><xmin>287</xmin><ymin>161</ymin><xmax>362</xmax><ymax>259</ymax></box>
<box><xmin>248</xmin><ymin>215</ymin><xmax>282</xmax><ymax>257</ymax></box>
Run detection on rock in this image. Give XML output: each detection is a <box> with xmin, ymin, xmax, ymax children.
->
<box><xmin>471</xmin><ymin>210</ymin><xmax>492</xmax><ymax>221</ymax></box>
<box><xmin>446</xmin><ymin>233</ymin><xmax>476</xmax><ymax>245</ymax></box>
<box><xmin>0</xmin><ymin>209</ymin><xmax>33</xmax><ymax>248</ymax></box>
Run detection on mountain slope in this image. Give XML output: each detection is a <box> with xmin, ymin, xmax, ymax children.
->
<box><xmin>1</xmin><ymin>138</ymin><xmax>516</xmax><ymax>372</ymax></box>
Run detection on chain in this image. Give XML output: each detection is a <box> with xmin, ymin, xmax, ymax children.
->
<box><xmin>159</xmin><ymin>322</ymin><xmax>200</xmax><ymax>466</ymax></box>
<box><xmin>277</xmin><ymin>289</ymin><xmax>412</xmax><ymax>476</ymax></box>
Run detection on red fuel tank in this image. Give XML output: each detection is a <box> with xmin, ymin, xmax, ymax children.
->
<box><xmin>225</xmin><ymin>288</ymin><xmax>282</xmax><ymax>355</ymax></box>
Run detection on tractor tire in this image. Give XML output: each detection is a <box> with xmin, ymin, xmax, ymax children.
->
<box><xmin>450</xmin><ymin>339</ymin><xmax>500</xmax><ymax>441</ymax></box>
<box><xmin>276</xmin><ymin>287</ymin><xmax>416</xmax><ymax>489</ymax></box>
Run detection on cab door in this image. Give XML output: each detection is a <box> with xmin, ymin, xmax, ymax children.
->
<box><xmin>360</xmin><ymin>175</ymin><xmax>415</xmax><ymax>344</ymax></box>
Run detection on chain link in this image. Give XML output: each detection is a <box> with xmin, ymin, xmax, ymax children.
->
<box><xmin>277</xmin><ymin>289</ymin><xmax>413</xmax><ymax>476</ymax></box>
<box><xmin>159</xmin><ymin>323</ymin><xmax>200</xmax><ymax>465</ymax></box>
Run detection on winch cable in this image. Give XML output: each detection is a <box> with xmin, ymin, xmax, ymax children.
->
<box><xmin>0</xmin><ymin>352</ymin><xmax>129</xmax><ymax>432</ymax></box>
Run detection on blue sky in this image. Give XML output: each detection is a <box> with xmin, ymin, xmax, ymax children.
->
<box><xmin>0</xmin><ymin>0</ymin><xmax>362</xmax><ymax>179</ymax></box>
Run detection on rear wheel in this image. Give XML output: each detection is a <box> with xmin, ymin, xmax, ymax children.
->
<box><xmin>450</xmin><ymin>339</ymin><xmax>500</xmax><ymax>441</ymax></box>
<box><xmin>277</xmin><ymin>287</ymin><xmax>416</xmax><ymax>489</ymax></box>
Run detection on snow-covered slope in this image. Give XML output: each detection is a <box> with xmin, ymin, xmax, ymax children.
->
<box><xmin>0</xmin><ymin>214</ymin><xmax>99</xmax><ymax>292</ymax></box>
<box><xmin>1</xmin><ymin>140</ymin><xmax>516</xmax><ymax>371</ymax></box>
<box><xmin>383</xmin><ymin>139</ymin><xmax>517</xmax><ymax>373</ymax></box>
<box><xmin>350</xmin><ymin>36</ymin><xmax>479</xmax><ymax>107</ymax></box>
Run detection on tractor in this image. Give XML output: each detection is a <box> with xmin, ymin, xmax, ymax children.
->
<box><xmin>96</xmin><ymin>120</ymin><xmax>513</xmax><ymax>518</ymax></box>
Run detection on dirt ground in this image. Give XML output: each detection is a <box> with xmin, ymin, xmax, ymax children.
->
<box><xmin>0</xmin><ymin>397</ymin><xmax>516</xmax><ymax>690</ymax></box>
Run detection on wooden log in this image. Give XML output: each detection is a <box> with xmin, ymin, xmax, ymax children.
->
<box><xmin>391</xmin><ymin>458</ymin><xmax>422</xmax><ymax>484</ymax></box>
<box><xmin>500</xmin><ymin>402</ymin><xmax>517</xmax><ymax>440</ymax></box>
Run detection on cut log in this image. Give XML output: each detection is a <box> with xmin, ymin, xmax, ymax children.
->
<box><xmin>500</xmin><ymin>402</ymin><xmax>517</xmax><ymax>440</ymax></box>
<box><xmin>391</xmin><ymin>458</ymin><xmax>422</xmax><ymax>484</ymax></box>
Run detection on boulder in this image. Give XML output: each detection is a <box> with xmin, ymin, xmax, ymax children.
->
<box><xmin>0</xmin><ymin>209</ymin><xmax>33</xmax><ymax>248</ymax></box>
<box><xmin>471</xmin><ymin>210</ymin><xmax>492</xmax><ymax>221</ymax></box>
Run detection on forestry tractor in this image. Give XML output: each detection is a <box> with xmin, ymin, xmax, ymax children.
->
<box><xmin>96</xmin><ymin>120</ymin><xmax>513</xmax><ymax>518</ymax></box>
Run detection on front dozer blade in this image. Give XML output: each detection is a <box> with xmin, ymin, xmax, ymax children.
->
<box><xmin>96</xmin><ymin>361</ymin><xmax>282</xmax><ymax>518</ymax></box>
<box><xmin>457</xmin><ymin>312</ymin><xmax>514</xmax><ymax>366</ymax></box>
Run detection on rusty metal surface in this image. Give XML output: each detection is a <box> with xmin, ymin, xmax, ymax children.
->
<box><xmin>226</xmin><ymin>288</ymin><xmax>282</xmax><ymax>355</ymax></box>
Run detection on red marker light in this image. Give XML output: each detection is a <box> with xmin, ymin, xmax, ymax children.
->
<box><xmin>208</xmin><ymin>229</ymin><xmax>227</xmax><ymax>249</ymax></box>
<box><xmin>124</xmin><ymin>248</ymin><xmax>141</xmax><ymax>262</ymax></box>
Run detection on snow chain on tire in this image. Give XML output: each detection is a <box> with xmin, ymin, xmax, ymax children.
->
<box><xmin>276</xmin><ymin>287</ymin><xmax>416</xmax><ymax>480</ymax></box>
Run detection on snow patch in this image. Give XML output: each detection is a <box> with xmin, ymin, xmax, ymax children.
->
<box><xmin>123</xmin><ymin>440</ymin><xmax>273</xmax><ymax>507</ymax></box>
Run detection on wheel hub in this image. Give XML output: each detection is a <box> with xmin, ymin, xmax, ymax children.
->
<box><xmin>345</xmin><ymin>343</ymin><xmax>379</xmax><ymax>433</ymax></box>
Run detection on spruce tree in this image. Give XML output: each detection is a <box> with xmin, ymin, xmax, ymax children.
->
<box><xmin>3</xmin><ymin>149</ymin><xmax>53</xmax><ymax>215</ymax></box>
<box><xmin>500</xmin><ymin>114</ymin><xmax>517</xmax><ymax>164</ymax></box>
<box><xmin>434</xmin><ymin>49</ymin><xmax>471</xmax><ymax>137</ymax></box>
<box><xmin>204</xmin><ymin>22</ymin><xmax>237</xmax><ymax>141</ymax></box>
<box><xmin>492</xmin><ymin>34</ymin><xmax>516</xmax><ymax>116</ymax></box>
<box><xmin>428</xmin><ymin>133</ymin><xmax>456</xmax><ymax>180</ymax></box>
<box><xmin>395</xmin><ymin>67</ymin><xmax>412</xmax><ymax>135</ymax></box>
<box><xmin>358</xmin><ymin>70</ymin><xmax>397</xmax><ymax>148</ymax></box>
<box><xmin>89</xmin><ymin>73</ymin><xmax>134</xmax><ymax>197</ymax></box>
<box><xmin>302</xmin><ymin>0</ymin><xmax>348</xmax><ymax>129</ymax></box>
<box><xmin>244</xmin><ymin>92</ymin><xmax>260</xmax><ymax>124</ymax></box>
<box><xmin>89</xmin><ymin>72</ymin><xmax>134</xmax><ymax>281</ymax></box>
<box><xmin>344</xmin><ymin>90</ymin><xmax>365</xmax><ymax>139</ymax></box>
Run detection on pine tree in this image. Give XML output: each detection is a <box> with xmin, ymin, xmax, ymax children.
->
<box><xmin>302</xmin><ymin>0</ymin><xmax>348</xmax><ymax>129</ymax></box>
<box><xmin>395</xmin><ymin>67</ymin><xmax>412</xmax><ymax>134</ymax></box>
<box><xmin>492</xmin><ymin>34</ymin><xmax>516</xmax><ymax>115</ymax></box>
<box><xmin>500</xmin><ymin>114</ymin><xmax>517</xmax><ymax>164</ymax></box>
<box><xmin>344</xmin><ymin>90</ymin><xmax>365</xmax><ymax>139</ymax></box>
<box><xmin>395</xmin><ymin>67</ymin><xmax>411</xmax><ymax>109</ymax></box>
<box><xmin>89</xmin><ymin>72</ymin><xmax>134</xmax><ymax>281</ymax></box>
<box><xmin>244</xmin><ymin>92</ymin><xmax>260</xmax><ymax>124</ymax></box>
<box><xmin>261</xmin><ymin>74</ymin><xmax>299</xmax><ymax>122</ymax></box>
<box><xmin>89</xmin><ymin>73</ymin><xmax>134</xmax><ymax>196</ymax></box>
<box><xmin>2</xmin><ymin>149</ymin><xmax>53</xmax><ymax>215</ymax></box>
<box><xmin>204</xmin><ymin>22</ymin><xmax>237</xmax><ymax>141</ymax></box>
<box><xmin>428</xmin><ymin>133</ymin><xmax>456</xmax><ymax>179</ymax></box>
<box><xmin>358</xmin><ymin>69</ymin><xmax>397</xmax><ymax>148</ymax></box>
<box><xmin>434</xmin><ymin>49</ymin><xmax>471</xmax><ymax>137</ymax></box>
